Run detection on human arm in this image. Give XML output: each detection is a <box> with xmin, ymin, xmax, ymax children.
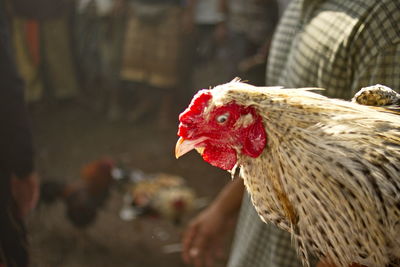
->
<box><xmin>181</xmin><ymin>177</ymin><xmax>245</xmax><ymax>267</ymax></box>
<box><xmin>0</xmin><ymin>81</ymin><xmax>39</xmax><ymax>220</ymax></box>
<box><xmin>0</xmin><ymin>4</ymin><xmax>37</xmax><ymax>218</ymax></box>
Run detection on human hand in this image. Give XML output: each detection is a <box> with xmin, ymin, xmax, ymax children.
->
<box><xmin>11</xmin><ymin>172</ymin><xmax>40</xmax><ymax>218</ymax></box>
<box><xmin>182</xmin><ymin>205</ymin><xmax>235</xmax><ymax>267</ymax></box>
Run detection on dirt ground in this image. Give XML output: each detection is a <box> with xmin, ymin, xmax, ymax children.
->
<box><xmin>26</xmin><ymin>63</ymin><xmax>232</xmax><ymax>267</ymax></box>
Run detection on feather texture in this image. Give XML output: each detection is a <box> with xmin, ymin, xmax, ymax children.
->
<box><xmin>198</xmin><ymin>80</ymin><xmax>400</xmax><ymax>266</ymax></box>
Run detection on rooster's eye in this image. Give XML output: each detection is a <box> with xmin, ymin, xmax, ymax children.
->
<box><xmin>216</xmin><ymin>113</ymin><xmax>229</xmax><ymax>124</ymax></box>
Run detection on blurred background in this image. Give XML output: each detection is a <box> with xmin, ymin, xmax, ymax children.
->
<box><xmin>3</xmin><ymin>0</ymin><xmax>284</xmax><ymax>265</ymax></box>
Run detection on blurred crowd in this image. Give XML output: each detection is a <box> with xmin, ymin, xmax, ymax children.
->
<box><xmin>4</xmin><ymin>0</ymin><xmax>284</xmax><ymax>126</ymax></box>
<box><xmin>1</xmin><ymin>0</ymin><xmax>284</xmax><ymax>266</ymax></box>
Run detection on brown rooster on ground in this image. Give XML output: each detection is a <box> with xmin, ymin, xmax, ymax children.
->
<box><xmin>175</xmin><ymin>80</ymin><xmax>400</xmax><ymax>267</ymax></box>
<box><xmin>40</xmin><ymin>158</ymin><xmax>115</xmax><ymax>228</ymax></box>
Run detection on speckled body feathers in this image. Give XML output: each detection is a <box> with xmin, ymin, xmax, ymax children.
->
<box><xmin>212</xmin><ymin>81</ymin><xmax>400</xmax><ymax>267</ymax></box>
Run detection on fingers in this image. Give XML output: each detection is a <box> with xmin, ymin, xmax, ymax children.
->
<box><xmin>204</xmin><ymin>234</ymin><xmax>225</xmax><ymax>267</ymax></box>
<box><xmin>181</xmin><ymin>207</ymin><xmax>229</xmax><ymax>267</ymax></box>
<box><xmin>182</xmin><ymin>219</ymin><xmax>215</xmax><ymax>267</ymax></box>
<box><xmin>182</xmin><ymin>221</ymin><xmax>199</xmax><ymax>264</ymax></box>
<box><xmin>190</xmin><ymin>232</ymin><xmax>208</xmax><ymax>267</ymax></box>
<box><xmin>204</xmin><ymin>244</ymin><xmax>216</xmax><ymax>267</ymax></box>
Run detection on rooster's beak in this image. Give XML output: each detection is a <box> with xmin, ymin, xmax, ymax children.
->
<box><xmin>175</xmin><ymin>137</ymin><xmax>206</xmax><ymax>158</ymax></box>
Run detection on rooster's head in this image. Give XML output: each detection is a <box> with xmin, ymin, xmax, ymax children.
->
<box><xmin>175</xmin><ymin>82</ymin><xmax>267</xmax><ymax>171</ymax></box>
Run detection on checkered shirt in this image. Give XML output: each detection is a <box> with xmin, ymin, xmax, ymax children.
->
<box><xmin>228</xmin><ymin>1</ymin><xmax>400</xmax><ymax>267</ymax></box>
<box><xmin>267</xmin><ymin>0</ymin><xmax>400</xmax><ymax>98</ymax></box>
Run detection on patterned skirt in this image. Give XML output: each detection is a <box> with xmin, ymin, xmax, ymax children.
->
<box><xmin>120</xmin><ymin>5</ymin><xmax>183</xmax><ymax>89</ymax></box>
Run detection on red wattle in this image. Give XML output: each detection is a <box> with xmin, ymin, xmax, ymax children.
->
<box><xmin>202</xmin><ymin>145</ymin><xmax>237</xmax><ymax>170</ymax></box>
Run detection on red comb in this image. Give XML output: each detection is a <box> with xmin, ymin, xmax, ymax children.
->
<box><xmin>179</xmin><ymin>90</ymin><xmax>212</xmax><ymax>123</ymax></box>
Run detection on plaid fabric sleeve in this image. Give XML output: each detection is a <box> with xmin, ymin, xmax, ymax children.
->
<box><xmin>349</xmin><ymin>0</ymin><xmax>400</xmax><ymax>95</ymax></box>
<box><xmin>352</xmin><ymin>43</ymin><xmax>400</xmax><ymax>96</ymax></box>
<box><xmin>267</xmin><ymin>0</ymin><xmax>400</xmax><ymax>99</ymax></box>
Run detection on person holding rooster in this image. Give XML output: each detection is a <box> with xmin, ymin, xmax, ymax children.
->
<box><xmin>181</xmin><ymin>0</ymin><xmax>400</xmax><ymax>267</ymax></box>
<box><xmin>0</xmin><ymin>0</ymin><xmax>39</xmax><ymax>266</ymax></box>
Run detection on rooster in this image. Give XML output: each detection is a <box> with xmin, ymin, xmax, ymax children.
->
<box><xmin>122</xmin><ymin>173</ymin><xmax>196</xmax><ymax>225</ymax></box>
<box><xmin>40</xmin><ymin>158</ymin><xmax>115</xmax><ymax>228</ymax></box>
<box><xmin>175</xmin><ymin>80</ymin><xmax>400</xmax><ymax>267</ymax></box>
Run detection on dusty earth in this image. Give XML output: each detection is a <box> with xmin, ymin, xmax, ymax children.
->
<box><xmin>26</xmin><ymin>64</ymin><xmax>233</xmax><ymax>267</ymax></box>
